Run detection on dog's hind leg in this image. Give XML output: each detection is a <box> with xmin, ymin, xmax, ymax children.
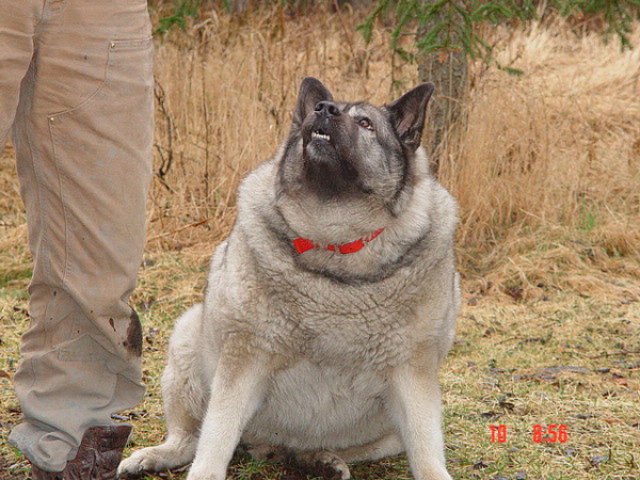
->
<box><xmin>294</xmin><ymin>450</ymin><xmax>352</xmax><ymax>480</ymax></box>
<box><xmin>243</xmin><ymin>443</ymin><xmax>290</xmax><ymax>462</ymax></box>
<box><xmin>118</xmin><ymin>305</ymin><xmax>205</xmax><ymax>477</ymax></box>
<box><xmin>336</xmin><ymin>433</ymin><xmax>404</xmax><ymax>463</ymax></box>
<box><xmin>291</xmin><ymin>434</ymin><xmax>403</xmax><ymax>480</ymax></box>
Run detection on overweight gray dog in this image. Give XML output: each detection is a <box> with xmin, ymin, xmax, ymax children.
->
<box><xmin>118</xmin><ymin>77</ymin><xmax>460</xmax><ymax>480</ymax></box>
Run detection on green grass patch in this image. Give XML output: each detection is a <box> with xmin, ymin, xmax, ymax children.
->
<box><xmin>0</xmin><ymin>267</ymin><xmax>31</xmax><ymax>289</ymax></box>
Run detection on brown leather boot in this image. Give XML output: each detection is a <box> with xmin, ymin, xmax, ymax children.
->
<box><xmin>30</xmin><ymin>425</ymin><xmax>132</xmax><ymax>480</ymax></box>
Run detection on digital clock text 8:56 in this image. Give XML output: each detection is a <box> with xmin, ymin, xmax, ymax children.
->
<box><xmin>532</xmin><ymin>424</ymin><xmax>568</xmax><ymax>443</ymax></box>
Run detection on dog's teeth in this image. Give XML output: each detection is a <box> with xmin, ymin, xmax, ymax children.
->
<box><xmin>312</xmin><ymin>132</ymin><xmax>330</xmax><ymax>141</ymax></box>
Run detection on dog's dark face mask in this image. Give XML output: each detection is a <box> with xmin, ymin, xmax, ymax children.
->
<box><xmin>278</xmin><ymin>77</ymin><xmax>434</xmax><ymax>209</ymax></box>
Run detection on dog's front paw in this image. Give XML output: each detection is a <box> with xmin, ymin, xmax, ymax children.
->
<box><xmin>185</xmin><ymin>462</ymin><xmax>224</xmax><ymax>480</ymax></box>
<box><xmin>416</xmin><ymin>464</ymin><xmax>453</xmax><ymax>480</ymax></box>
<box><xmin>117</xmin><ymin>447</ymin><xmax>172</xmax><ymax>477</ymax></box>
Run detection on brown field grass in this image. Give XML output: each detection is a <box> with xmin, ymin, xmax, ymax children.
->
<box><xmin>1</xmin><ymin>3</ymin><xmax>639</xmax><ymax>479</ymax></box>
<box><xmin>148</xmin><ymin>5</ymin><xmax>640</xmax><ymax>302</ymax></box>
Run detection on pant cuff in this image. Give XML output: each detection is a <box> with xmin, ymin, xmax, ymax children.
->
<box><xmin>8</xmin><ymin>421</ymin><xmax>75</xmax><ymax>472</ymax></box>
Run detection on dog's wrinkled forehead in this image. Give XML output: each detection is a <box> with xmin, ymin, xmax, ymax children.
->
<box><xmin>343</xmin><ymin>102</ymin><xmax>398</xmax><ymax>139</ymax></box>
<box><xmin>343</xmin><ymin>102</ymin><xmax>380</xmax><ymax>119</ymax></box>
<box><xmin>342</xmin><ymin>103</ymin><xmax>389</xmax><ymax>127</ymax></box>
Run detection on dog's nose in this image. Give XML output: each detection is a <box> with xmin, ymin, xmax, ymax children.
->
<box><xmin>314</xmin><ymin>101</ymin><xmax>341</xmax><ymax>117</ymax></box>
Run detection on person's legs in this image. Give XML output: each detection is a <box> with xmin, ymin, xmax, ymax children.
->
<box><xmin>0</xmin><ymin>0</ymin><xmax>39</xmax><ymax>144</ymax></box>
<box><xmin>7</xmin><ymin>0</ymin><xmax>154</xmax><ymax>473</ymax></box>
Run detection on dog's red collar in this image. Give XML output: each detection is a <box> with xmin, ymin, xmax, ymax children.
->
<box><xmin>292</xmin><ymin>228</ymin><xmax>385</xmax><ymax>255</ymax></box>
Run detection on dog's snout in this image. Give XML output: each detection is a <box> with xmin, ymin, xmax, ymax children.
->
<box><xmin>314</xmin><ymin>101</ymin><xmax>341</xmax><ymax>117</ymax></box>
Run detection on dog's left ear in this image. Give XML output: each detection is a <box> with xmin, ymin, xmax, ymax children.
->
<box><xmin>386</xmin><ymin>83</ymin><xmax>435</xmax><ymax>152</ymax></box>
<box><xmin>293</xmin><ymin>77</ymin><xmax>334</xmax><ymax>127</ymax></box>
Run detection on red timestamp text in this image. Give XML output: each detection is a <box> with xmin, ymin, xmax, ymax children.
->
<box><xmin>489</xmin><ymin>424</ymin><xmax>569</xmax><ymax>443</ymax></box>
<box><xmin>532</xmin><ymin>423</ymin><xmax>568</xmax><ymax>443</ymax></box>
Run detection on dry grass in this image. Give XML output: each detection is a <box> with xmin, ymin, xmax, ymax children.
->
<box><xmin>444</xmin><ymin>21</ymin><xmax>640</xmax><ymax>301</ymax></box>
<box><xmin>145</xmin><ymin>6</ymin><xmax>640</xmax><ymax>301</ymax></box>
<box><xmin>1</xmin><ymin>3</ymin><xmax>639</xmax><ymax>479</ymax></box>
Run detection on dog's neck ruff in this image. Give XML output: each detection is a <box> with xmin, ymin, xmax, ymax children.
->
<box><xmin>292</xmin><ymin>228</ymin><xmax>385</xmax><ymax>255</ymax></box>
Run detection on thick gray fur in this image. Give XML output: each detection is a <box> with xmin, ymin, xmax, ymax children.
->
<box><xmin>118</xmin><ymin>78</ymin><xmax>460</xmax><ymax>480</ymax></box>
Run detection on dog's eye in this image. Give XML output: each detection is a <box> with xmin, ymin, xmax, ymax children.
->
<box><xmin>358</xmin><ymin>118</ymin><xmax>374</xmax><ymax>131</ymax></box>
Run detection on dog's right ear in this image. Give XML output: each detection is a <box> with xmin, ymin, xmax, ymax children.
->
<box><xmin>386</xmin><ymin>83</ymin><xmax>435</xmax><ymax>152</ymax></box>
<box><xmin>293</xmin><ymin>77</ymin><xmax>334</xmax><ymax>127</ymax></box>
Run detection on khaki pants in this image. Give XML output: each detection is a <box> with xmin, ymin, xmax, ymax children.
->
<box><xmin>1</xmin><ymin>0</ymin><xmax>153</xmax><ymax>472</ymax></box>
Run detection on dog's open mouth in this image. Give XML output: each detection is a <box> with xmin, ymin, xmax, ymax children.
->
<box><xmin>311</xmin><ymin>129</ymin><xmax>330</xmax><ymax>142</ymax></box>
